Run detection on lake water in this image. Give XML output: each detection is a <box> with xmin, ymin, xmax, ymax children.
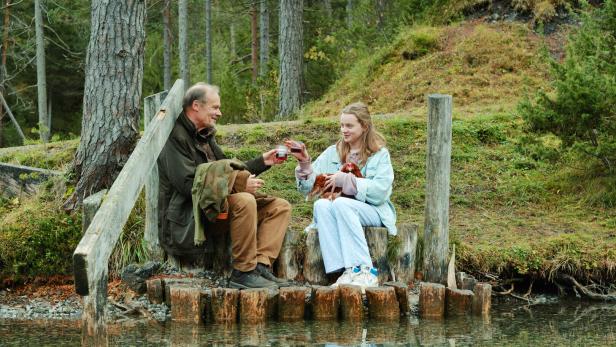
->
<box><xmin>1</xmin><ymin>299</ymin><xmax>615</xmax><ymax>346</ymax></box>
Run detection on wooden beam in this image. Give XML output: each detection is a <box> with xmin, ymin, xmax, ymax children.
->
<box><xmin>143</xmin><ymin>90</ymin><xmax>168</xmax><ymax>262</ymax></box>
<box><xmin>73</xmin><ymin>80</ymin><xmax>184</xmax><ymax>332</ymax></box>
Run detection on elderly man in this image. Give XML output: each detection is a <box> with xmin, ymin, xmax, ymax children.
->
<box><xmin>157</xmin><ymin>82</ymin><xmax>291</xmax><ymax>289</ymax></box>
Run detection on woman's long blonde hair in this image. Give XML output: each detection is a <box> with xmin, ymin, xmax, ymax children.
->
<box><xmin>336</xmin><ymin>102</ymin><xmax>386</xmax><ymax>167</ymax></box>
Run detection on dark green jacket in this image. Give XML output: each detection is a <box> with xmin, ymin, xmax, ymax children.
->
<box><xmin>157</xmin><ymin>112</ymin><xmax>269</xmax><ymax>256</ymax></box>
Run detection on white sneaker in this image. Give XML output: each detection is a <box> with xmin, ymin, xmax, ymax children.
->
<box><xmin>330</xmin><ymin>266</ymin><xmax>360</xmax><ymax>288</ymax></box>
<box><xmin>350</xmin><ymin>266</ymin><xmax>379</xmax><ymax>293</ymax></box>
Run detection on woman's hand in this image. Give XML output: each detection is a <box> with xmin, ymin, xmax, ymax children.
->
<box><xmin>324</xmin><ymin>171</ymin><xmax>347</xmax><ymax>191</ymax></box>
<box><xmin>284</xmin><ymin>139</ymin><xmax>309</xmax><ymax>162</ymax></box>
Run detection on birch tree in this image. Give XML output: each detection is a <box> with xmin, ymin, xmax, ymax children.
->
<box><xmin>34</xmin><ymin>0</ymin><xmax>48</xmax><ymax>142</ymax></box>
<box><xmin>68</xmin><ymin>0</ymin><xmax>146</xmax><ymax>208</ymax></box>
<box><xmin>163</xmin><ymin>0</ymin><xmax>171</xmax><ymax>90</ymax></box>
<box><xmin>205</xmin><ymin>0</ymin><xmax>212</xmax><ymax>83</ymax></box>
<box><xmin>179</xmin><ymin>0</ymin><xmax>189</xmax><ymax>88</ymax></box>
<box><xmin>278</xmin><ymin>0</ymin><xmax>303</xmax><ymax>119</ymax></box>
<box><xmin>259</xmin><ymin>0</ymin><xmax>269</xmax><ymax>77</ymax></box>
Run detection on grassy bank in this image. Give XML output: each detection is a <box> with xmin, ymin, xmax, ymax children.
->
<box><xmin>1</xmin><ymin>21</ymin><xmax>614</xmax><ymax>284</ymax></box>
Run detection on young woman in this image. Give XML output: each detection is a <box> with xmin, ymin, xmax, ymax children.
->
<box><xmin>286</xmin><ymin>102</ymin><xmax>397</xmax><ymax>290</ymax></box>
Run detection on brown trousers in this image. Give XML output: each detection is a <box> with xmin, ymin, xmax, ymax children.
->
<box><xmin>207</xmin><ymin>192</ymin><xmax>291</xmax><ymax>272</ymax></box>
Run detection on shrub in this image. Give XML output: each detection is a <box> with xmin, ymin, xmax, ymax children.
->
<box><xmin>519</xmin><ymin>1</ymin><xmax>616</xmax><ymax>173</ymax></box>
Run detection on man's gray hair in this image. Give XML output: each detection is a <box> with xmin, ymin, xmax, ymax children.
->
<box><xmin>182</xmin><ymin>83</ymin><xmax>220</xmax><ymax>111</ymax></box>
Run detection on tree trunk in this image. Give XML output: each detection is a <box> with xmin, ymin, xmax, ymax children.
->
<box><xmin>277</xmin><ymin>0</ymin><xmax>303</xmax><ymax>119</ymax></box>
<box><xmin>230</xmin><ymin>21</ymin><xmax>236</xmax><ymax>58</ymax></box>
<box><xmin>0</xmin><ymin>0</ymin><xmax>11</xmax><ymax>147</ymax></box>
<box><xmin>376</xmin><ymin>0</ymin><xmax>387</xmax><ymax>31</ymax></box>
<box><xmin>250</xmin><ymin>1</ymin><xmax>258</xmax><ymax>83</ymax></box>
<box><xmin>178</xmin><ymin>0</ymin><xmax>189</xmax><ymax>88</ymax></box>
<box><xmin>34</xmin><ymin>0</ymin><xmax>48</xmax><ymax>143</ymax></box>
<box><xmin>162</xmin><ymin>0</ymin><xmax>172</xmax><ymax>90</ymax></box>
<box><xmin>346</xmin><ymin>0</ymin><xmax>353</xmax><ymax>29</ymax></box>
<box><xmin>205</xmin><ymin>0</ymin><xmax>212</xmax><ymax>84</ymax></box>
<box><xmin>70</xmin><ymin>0</ymin><xmax>145</xmax><ymax>207</ymax></box>
<box><xmin>323</xmin><ymin>0</ymin><xmax>332</xmax><ymax>18</ymax></box>
<box><xmin>259</xmin><ymin>0</ymin><xmax>269</xmax><ymax>77</ymax></box>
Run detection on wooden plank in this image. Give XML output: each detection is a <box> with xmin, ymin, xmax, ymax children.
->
<box><xmin>73</xmin><ymin>79</ymin><xmax>184</xmax><ymax>297</ymax></box>
<box><xmin>143</xmin><ymin>90</ymin><xmax>168</xmax><ymax>262</ymax></box>
<box><xmin>423</xmin><ymin>94</ymin><xmax>452</xmax><ymax>284</ymax></box>
<box><xmin>82</xmin><ymin>190</ymin><xmax>106</xmax><ymax>234</ymax></box>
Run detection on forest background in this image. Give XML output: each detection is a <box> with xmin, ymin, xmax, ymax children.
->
<box><xmin>0</xmin><ymin>0</ymin><xmax>615</xmax><ymax>291</ymax></box>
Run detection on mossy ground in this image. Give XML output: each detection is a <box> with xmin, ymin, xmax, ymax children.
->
<box><xmin>1</xmin><ymin>21</ymin><xmax>614</xmax><ymax>283</ymax></box>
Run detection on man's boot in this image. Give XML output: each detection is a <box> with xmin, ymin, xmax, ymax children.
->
<box><xmin>255</xmin><ymin>263</ymin><xmax>292</xmax><ymax>287</ymax></box>
<box><xmin>228</xmin><ymin>269</ymin><xmax>278</xmax><ymax>289</ymax></box>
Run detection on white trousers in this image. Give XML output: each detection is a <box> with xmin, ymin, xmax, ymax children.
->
<box><xmin>313</xmin><ymin>197</ymin><xmax>383</xmax><ymax>273</ymax></box>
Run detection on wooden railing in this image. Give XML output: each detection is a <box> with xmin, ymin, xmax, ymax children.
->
<box><xmin>73</xmin><ymin>79</ymin><xmax>184</xmax><ymax>334</ymax></box>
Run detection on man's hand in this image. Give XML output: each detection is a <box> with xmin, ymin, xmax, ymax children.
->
<box><xmin>246</xmin><ymin>174</ymin><xmax>264</xmax><ymax>194</ymax></box>
<box><xmin>263</xmin><ymin>149</ymin><xmax>286</xmax><ymax>166</ymax></box>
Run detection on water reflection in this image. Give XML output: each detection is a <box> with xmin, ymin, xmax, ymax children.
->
<box><xmin>1</xmin><ymin>300</ymin><xmax>615</xmax><ymax>346</ymax></box>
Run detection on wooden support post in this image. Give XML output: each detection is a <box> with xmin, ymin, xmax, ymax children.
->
<box><xmin>143</xmin><ymin>91</ymin><xmax>168</xmax><ymax>262</ymax></box>
<box><xmin>365</xmin><ymin>287</ymin><xmax>400</xmax><ymax>320</ymax></box>
<box><xmin>276</xmin><ymin>229</ymin><xmax>299</xmax><ymax>281</ymax></box>
<box><xmin>365</xmin><ymin>227</ymin><xmax>390</xmax><ymax>284</ymax></box>
<box><xmin>384</xmin><ymin>281</ymin><xmax>410</xmax><ymax>314</ymax></box>
<box><xmin>423</xmin><ymin>94</ymin><xmax>453</xmax><ymax>285</ymax></box>
<box><xmin>239</xmin><ymin>288</ymin><xmax>268</xmax><ymax>324</ymax></box>
<box><xmin>211</xmin><ymin>288</ymin><xmax>239</xmax><ymax>323</ymax></box>
<box><xmin>146</xmin><ymin>278</ymin><xmax>164</xmax><ymax>304</ymax></box>
<box><xmin>395</xmin><ymin>223</ymin><xmax>418</xmax><ymax>284</ymax></box>
<box><xmin>82</xmin><ymin>190</ymin><xmax>107</xmax><ymax>234</ymax></box>
<box><xmin>278</xmin><ymin>287</ymin><xmax>306</xmax><ymax>321</ymax></box>
<box><xmin>303</xmin><ymin>229</ymin><xmax>327</xmax><ymax>285</ymax></box>
<box><xmin>312</xmin><ymin>286</ymin><xmax>339</xmax><ymax>320</ymax></box>
<box><xmin>446</xmin><ymin>288</ymin><xmax>473</xmax><ymax>316</ymax></box>
<box><xmin>472</xmin><ymin>283</ymin><xmax>492</xmax><ymax>316</ymax></box>
<box><xmin>73</xmin><ymin>80</ymin><xmax>184</xmax><ymax>334</ymax></box>
<box><xmin>169</xmin><ymin>286</ymin><xmax>205</xmax><ymax>323</ymax></box>
<box><xmin>419</xmin><ymin>282</ymin><xmax>446</xmax><ymax>319</ymax></box>
<box><xmin>339</xmin><ymin>284</ymin><xmax>363</xmax><ymax>321</ymax></box>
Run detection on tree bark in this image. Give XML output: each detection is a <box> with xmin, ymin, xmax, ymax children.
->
<box><xmin>205</xmin><ymin>0</ymin><xmax>212</xmax><ymax>84</ymax></box>
<box><xmin>250</xmin><ymin>1</ymin><xmax>258</xmax><ymax>83</ymax></box>
<box><xmin>259</xmin><ymin>0</ymin><xmax>269</xmax><ymax>77</ymax></box>
<box><xmin>230</xmin><ymin>21</ymin><xmax>236</xmax><ymax>58</ymax></box>
<box><xmin>162</xmin><ymin>0</ymin><xmax>172</xmax><ymax>90</ymax></box>
<box><xmin>178</xmin><ymin>0</ymin><xmax>189</xmax><ymax>88</ymax></box>
<box><xmin>278</xmin><ymin>0</ymin><xmax>303</xmax><ymax>119</ymax></box>
<box><xmin>70</xmin><ymin>0</ymin><xmax>145</xmax><ymax>207</ymax></box>
<box><xmin>34</xmin><ymin>0</ymin><xmax>48</xmax><ymax>143</ymax></box>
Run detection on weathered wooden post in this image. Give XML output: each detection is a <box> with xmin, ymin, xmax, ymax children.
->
<box><xmin>423</xmin><ymin>94</ymin><xmax>453</xmax><ymax>284</ymax></box>
<box><xmin>211</xmin><ymin>288</ymin><xmax>239</xmax><ymax>323</ymax></box>
<box><xmin>143</xmin><ymin>91</ymin><xmax>168</xmax><ymax>262</ymax></box>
